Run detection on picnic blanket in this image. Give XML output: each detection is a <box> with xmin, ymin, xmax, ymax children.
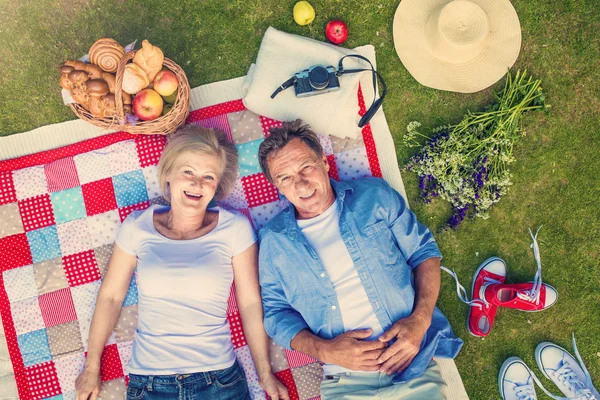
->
<box><xmin>0</xmin><ymin>75</ymin><xmax>469</xmax><ymax>400</ymax></box>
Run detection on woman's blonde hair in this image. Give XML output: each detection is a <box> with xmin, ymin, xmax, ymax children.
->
<box><xmin>157</xmin><ymin>125</ymin><xmax>238</xmax><ymax>202</ymax></box>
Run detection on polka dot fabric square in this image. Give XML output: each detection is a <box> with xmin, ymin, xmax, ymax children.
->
<box><xmin>27</xmin><ymin>226</ymin><xmax>62</xmax><ymax>264</ymax></box>
<box><xmin>112</xmin><ymin>170</ymin><xmax>149</xmax><ymax>208</ymax></box>
<box><xmin>117</xmin><ymin>340</ymin><xmax>133</xmax><ymax>373</ymax></box>
<box><xmin>318</xmin><ymin>135</ymin><xmax>334</xmax><ymax>156</ymax></box>
<box><xmin>122</xmin><ymin>276</ymin><xmax>138</xmax><ymax>307</ymax></box>
<box><xmin>234</xmin><ymin>346</ymin><xmax>263</xmax><ymax>399</ymax></box>
<box><xmin>227</xmin><ymin>110</ymin><xmax>264</xmax><ymax>144</ymax></box>
<box><xmin>228</xmin><ymin>312</ymin><xmax>247</xmax><ymax>349</ymax></box>
<box><xmin>3</xmin><ymin>265</ymin><xmax>38</xmax><ymax>302</ymax></box>
<box><xmin>33</xmin><ymin>257</ymin><xmax>69</xmax><ymax>295</ymax></box>
<box><xmin>114</xmin><ymin>305</ymin><xmax>137</xmax><ymax>343</ymax></box>
<box><xmin>81</xmin><ymin>178</ymin><xmax>118</xmax><ymax>217</ymax></box>
<box><xmin>0</xmin><ymin>170</ymin><xmax>17</xmax><ymax>205</ymax></box>
<box><xmin>44</xmin><ymin>157</ymin><xmax>80</xmax><ymax>192</ymax></box>
<box><xmin>236</xmin><ymin>139</ymin><xmax>264</xmax><ymax>178</ymax></box>
<box><xmin>98</xmin><ymin>343</ymin><xmax>124</xmax><ymax>382</ymax></box>
<box><xmin>50</xmin><ymin>187</ymin><xmax>86</xmax><ymax>224</ymax></box>
<box><xmin>18</xmin><ymin>194</ymin><xmax>55</xmax><ymax>232</ymax></box>
<box><xmin>86</xmin><ymin>210</ymin><xmax>120</xmax><ymax>248</ymax></box>
<box><xmin>241</xmin><ymin>173</ymin><xmax>280</xmax><ymax>208</ymax></box>
<box><xmin>270</xmin><ymin>341</ymin><xmax>290</xmax><ymax>373</ymax></box>
<box><xmin>142</xmin><ymin>165</ymin><xmax>161</xmax><ymax>201</ymax></box>
<box><xmin>0</xmin><ymin>233</ymin><xmax>33</xmax><ymax>271</ymax></box>
<box><xmin>249</xmin><ymin>200</ymin><xmax>289</xmax><ymax>231</ymax></box>
<box><xmin>10</xmin><ymin>297</ymin><xmax>45</xmax><ymax>335</ymax></box>
<box><xmin>38</xmin><ymin>288</ymin><xmax>77</xmax><ymax>327</ymax></box>
<box><xmin>326</xmin><ymin>155</ymin><xmax>340</xmax><ymax>181</ymax></box>
<box><xmin>62</xmin><ymin>250</ymin><xmax>101</xmax><ymax>287</ymax></box>
<box><xmin>17</xmin><ymin>329</ymin><xmax>52</xmax><ymax>367</ymax></box>
<box><xmin>135</xmin><ymin>134</ymin><xmax>166</xmax><ymax>168</ymax></box>
<box><xmin>93</xmin><ymin>244</ymin><xmax>113</xmax><ymax>277</ymax></box>
<box><xmin>71</xmin><ymin>281</ymin><xmax>101</xmax><ymax>351</ymax></box>
<box><xmin>118</xmin><ymin>200</ymin><xmax>150</xmax><ymax>223</ymax></box>
<box><xmin>291</xmin><ymin>363</ymin><xmax>322</xmax><ymax>400</ymax></box>
<box><xmin>260</xmin><ymin>115</ymin><xmax>283</xmax><ymax>136</ymax></box>
<box><xmin>73</xmin><ymin>151</ymin><xmax>113</xmax><ymax>185</ymax></box>
<box><xmin>25</xmin><ymin>360</ymin><xmax>61</xmax><ymax>399</ymax></box>
<box><xmin>54</xmin><ymin>352</ymin><xmax>85</xmax><ymax>394</ymax></box>
<box><xmin>218</xmin><ymin>178</ymin><xmax>248</xmax><ymax>210</ymax></box>
<box><xmin>12</xmin><ymin>166</ymin><xmax>48</xmax><ymax>200</ymax></box>
<box><xmin>47</xmin><ymin>321</ymin><xmax>84</xmax><ymax>358</ymax></box>
<box><xmin>0</xmin><ymin>202</ymin><xmax>25</xmax><ymax>239</ymax></box>
<box><xmin>99</xmin><ymin>377</ymin><xmax>127</xmax><ymax>399</ymax></box>
<box><xmin>106</xmin><ymin>140</ymin><xmax>141</xmax><ymax>176</ymax></box>
<box><xmin>335</xmin><ymin>147</ymin><xmax>372</xmax><ymax>181</ymax></box>
<box><xmin>57</xmin><ymin>219</ymin><xmax>93</xmax><ymax>256</ymax></box>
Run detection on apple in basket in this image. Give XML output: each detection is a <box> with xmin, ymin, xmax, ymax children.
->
<box><xmin>133</xmin><ymin>89</ymin><xmax>164</xmax><ymax>121</ymax></box>
<box><xmin>325</xmin><ymin>20</ymin><xmax>349</xmax><ymax>45</ymax></box>
<box><xmin>153</xmin><ymin>70</ymin><xmax>179</xmax><ymax>97</ymax></box>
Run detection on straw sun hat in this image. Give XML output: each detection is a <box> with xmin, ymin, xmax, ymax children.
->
<box><xmin>393</xmin><ymin>0</ymin><xmax>521</xmax><ymax>93</ymax></box>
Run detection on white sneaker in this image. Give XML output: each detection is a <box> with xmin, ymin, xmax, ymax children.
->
<box><xmin>536</xmin><ymin>335</ymin><xmax>600</xmax><ymax>400</ymax></box>
<box><xmin>499</xmin><ymin>357</ymin><xmax>538</xmax><ymax>400</ymax></box>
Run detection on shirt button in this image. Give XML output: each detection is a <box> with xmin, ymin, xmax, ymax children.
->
<box><xmin>320</xmin><ymin>273</ymin><xmax>325</xmax><ymax>278</ymax></box>
<box><xmin>331</xmin><ymin>305</ymin><xmax>337</xmax><ymax>310</ymax></box>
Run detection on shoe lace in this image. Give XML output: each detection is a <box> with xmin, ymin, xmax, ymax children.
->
<box><xmin>551</xmin><ymin>334</ymin><xmax>599</xmax><ymax>400</ymax></box>
<box><xmin>516</xmin><ymin>226</ymin><xmax>544</xmax><ymax>305</ymax></box>
<box><xmin>440</xmin><ymin>266</ymin><xmax>487</xmax><ymax>309</ymax></box>
<box><xmin>514</xmin><ymin>382</ymin><xmax>537</xmax><ymax>400</ymax></box>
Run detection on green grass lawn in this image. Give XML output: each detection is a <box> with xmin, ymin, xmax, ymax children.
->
<box><xmin>1</xmin><ymin>0</ymin><xmax>599</xmax><ymax>398</ymax></box>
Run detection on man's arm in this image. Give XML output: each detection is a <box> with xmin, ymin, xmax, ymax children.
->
<box><xmin>377</xmin><ymin>257</ymin><xmax>441</xmax><ymax>374</ymax></box>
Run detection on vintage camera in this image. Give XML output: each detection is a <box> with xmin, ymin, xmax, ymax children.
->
<box><xmin>293</xmin><ymin>65</ymin><xmax>340</xmax><ymax>97</ymax></box>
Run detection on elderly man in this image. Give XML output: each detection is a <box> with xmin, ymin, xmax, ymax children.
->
<box><xmin>257</xmin><ymin>120</ymin><xmax>462</xmax><ymax>399</ymax></box>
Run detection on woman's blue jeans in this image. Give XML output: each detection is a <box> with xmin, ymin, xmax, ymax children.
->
<box><xmin>126</xmin><ymin>360</ymin><xmax>250</xmax><ymax>400</ymax></box>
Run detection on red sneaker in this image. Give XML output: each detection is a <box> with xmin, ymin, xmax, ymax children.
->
<box><xmin>467</xmin><ymin>257</ymin><xmax>507</xmax><ymax>337</ymax></box>
<box><xmin>482</xmin><ymin>281</ymin><xmax>558</xmax><ymax>311</ymax></box>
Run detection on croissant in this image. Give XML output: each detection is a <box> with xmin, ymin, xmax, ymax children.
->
<box><xmin>89</xmin><ymin>38</ymin><xmax>124</xmax><ymax>73</ymax></box>
<box><xmin>132</xmin><ymin>40</ymin><xmax>164</xmax><ymax>81</ymax></box>
<box><xmin>122</xmin><ymin>63</ymin><xmax>149</xmax><ymax>95</ymax></box>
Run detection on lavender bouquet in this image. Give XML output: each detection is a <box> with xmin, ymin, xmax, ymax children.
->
<box><xmin>404</xmin><ymin>70</ymin><xmax>548</xmax><ymax>228</ymax></box>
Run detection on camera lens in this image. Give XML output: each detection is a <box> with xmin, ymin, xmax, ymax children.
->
<box><xmin>308</xmin><ymin>66</ymin><xmax>330</xmax><ymax>89</ymax></box>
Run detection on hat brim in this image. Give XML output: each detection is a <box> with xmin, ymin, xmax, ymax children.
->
<box><xmin>393</xmin><ymin>0</ymin><xmax>521</xmax><ymax>93</ymax></box>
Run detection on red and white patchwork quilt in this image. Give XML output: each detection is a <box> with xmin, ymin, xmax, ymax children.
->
<box><xmin>0</xmin><ymin>88</ymin><xmax>382</xmax><ymax>400</ymax></box>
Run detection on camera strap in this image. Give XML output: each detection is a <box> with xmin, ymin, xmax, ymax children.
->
<box><xmin>336</xmin><ymin>54</ymin><xmax>387</xmax><ymax>128</ymax></box>
<box><xmin>270</xmin><ymin>77</ymin><xmax>297</xmax><ymax>99</ymax></box>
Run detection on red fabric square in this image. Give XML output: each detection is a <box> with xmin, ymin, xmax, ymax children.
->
<box><xmin>361</xmin><ymin>124</ymin><xmax>382</xmax><ymax>178</ymax></box>
<box><xmin>260</xmin><ymin>116</ymin><xmax>283</xmax><ymax>136</ymax></box>
<box><xmin>81</xmin><ymin>178</ymin><xmax>118</xmax><ymax>216</ymax></box>
<box><xmin>135</xmin><ymin>135</ymin><xmax>166</xmax><ymax>168</ymax></box>
<box><xmin>0</xmin><ymin>171</ymin><xmax>17</xmax><ymax>205</ymax></box>
<box><xmin>326</xmin><ymin>155</ymin><xmax>340</xmax><ymax>181</ymax></box>
<box><xmin>44</xmin><ymin>157</ymin><xmax>80</xmax><ymax>192</ymax></box>
<box><xmin>25</xmin><ymin>360</ymin><xmax>61</xmax><ymax>400</ymax></box>
<box><xmin>227</xmin><ymin>284</ymin><xmax>239</xmax><ymax>315</ymax></box>
<box><xmin>118</xmin><ymin>200</ymin><xmax>150</xmax><ymax>222</ymax></box>
<box><xmin>63</xmin><ymin>250</ymin><xmax>101</xmax><ymax>287</ymax></box>
<box><xmin>0</xmin><ymin>233</ymin><xmax>33</xmax><ymax>272</ymax></box>
<box><xmin>38</xmin><ymin>287</ymin><xmax>77</xmax><ymax>327</ymax></box>
<box><xmin>285</xmin><ymin>349</ymin><xmax>318</xmax><ymax>369</ymax></box>
<box><xmin>241</xmin><ymin>173</ymin><xmax>279</xmax><ymax>208</ymax></box>
<box><xmin>228</xmin><ymin>312</ymin><xmax>247</xmax><ymax>349</ymax></box>
<box><xmin>274</xmin><ymin>369</ymin><xmax>300</xmax><ymax>400</ymax></box>
<box><xmin>186</xmin><ymin>99</ymin><xmax>246</xmax><ymax>122</ymax></box>
<box><xmin>100</xmin><ymin>343</ymin><xmax>124</xmax><ymax>382</ymax></box>
<box><xmin>18</xmin><ymin>194</ymin><xmax>55</xmax><ymax>232</ymax></box>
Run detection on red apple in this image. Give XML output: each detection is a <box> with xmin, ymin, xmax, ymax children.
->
<box><xmin>325</xmin><ymin>20</ymin><xmax>349</xmax><ymax>45</ymax></box>
<box><xmin>133</xmin><ymin>89</ymin><xmax>164</xmax><ymax>121</ymax></box>
<box><xmin>153</xmin><ymin>69</ymin><xmax>179</xmax><ymax>97</ymax></box>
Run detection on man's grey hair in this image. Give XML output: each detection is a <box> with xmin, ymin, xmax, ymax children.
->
<box><xmin>258</xmin><ymin>119</ymin><xmax>324</xmax><ymax>183</ymax></box>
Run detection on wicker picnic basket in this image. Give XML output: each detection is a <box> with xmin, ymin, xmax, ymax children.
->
<box><xmin>70</xmin><ymin>50</ymin><xmax>190</xmax><ymax>135</ymax></box>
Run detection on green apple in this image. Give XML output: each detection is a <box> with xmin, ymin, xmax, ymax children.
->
<box><xmin>161</xmin><ymin>104</ymin><xmax>173</xmax><ymax>116</ymax></box>
<box><xmin>163</xmin><ymin>89</ymin><xmax>178</xmax><ymax>104</ymax></box>
<box><xmin>293</xmin><ymin>1</ymin><xmax>315</xmax><ymax>26</ymax></box>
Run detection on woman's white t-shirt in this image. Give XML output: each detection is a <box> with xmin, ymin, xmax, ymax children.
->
<box><xmin>115</xmin><ymin>205</ymin><xmax>256</xmax><ymax>375</ymax></box>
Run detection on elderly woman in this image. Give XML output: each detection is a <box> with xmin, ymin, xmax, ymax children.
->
<box><xmin>75</xmin><ymin>125</ymin><xmax>288</xmax><ymax>400</ymax></box>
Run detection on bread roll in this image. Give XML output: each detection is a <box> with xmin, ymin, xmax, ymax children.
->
<box><xmin>122</xmin><ymin>63</ymin><xmax>150</xmax><ymax>95</ymax></box>
<box><xmin>133</xmin><ymin>40</ymin><xmax>164</xmax><ymax>81</ymax></box>
<box><xmin>89</xmin><ymin>38</ymin><xmax>125</xmax><ymax>73</ymax></box>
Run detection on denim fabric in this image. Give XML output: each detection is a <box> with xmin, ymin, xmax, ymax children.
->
<box><xmin>259</xmin><ymin>178</ymin><xmax>463</xmax><ymax>382</ymax></box>
<box><xmin>126</xmin><ymin>360</ymin><xmax>250</xmax><ymax>400</ymax></box>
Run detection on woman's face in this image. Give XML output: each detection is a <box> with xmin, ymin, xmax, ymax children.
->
<box><xmin>167</xmin><ymin>151</ymin><xmax>221</xmax><ymax>212</ymax></box>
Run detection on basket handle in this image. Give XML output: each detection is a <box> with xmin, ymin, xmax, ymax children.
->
<box><xmin>115</xmin><ymin>51</ymin><xmax>136</xmax><ymax>121</ymax></box>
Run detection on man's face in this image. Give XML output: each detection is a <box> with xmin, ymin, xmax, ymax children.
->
<box><xmin>267</xmin><ymin>138</ymin><xmax>335</xmax><ymax>220</ymax></box>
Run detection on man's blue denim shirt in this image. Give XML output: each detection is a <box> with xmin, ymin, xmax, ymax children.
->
<box><xmin>258</xmin><ymin>177</ymin><xmax>463</xmax><ymax>382</ymax></box>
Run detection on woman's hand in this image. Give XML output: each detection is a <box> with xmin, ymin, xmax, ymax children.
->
<box><xmin>74</xmin><ymin>367</ymin><xmax>101</xmax><ymax>400</ymax></box>
<box><xmin>259</xmin><ymin>372</ymin><xmax>290</xmax><ymax>400</ymax></box>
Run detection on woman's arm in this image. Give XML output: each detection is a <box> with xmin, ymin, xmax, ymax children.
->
<box><xmin>75</xmin><ymin>244</ymin><xmax>137</xmax><ymax>400</ymax></box>
<box><xmin>233</xmin><ymin>243</ymin><xmax>289</xmax><ymax>400</ymax></box>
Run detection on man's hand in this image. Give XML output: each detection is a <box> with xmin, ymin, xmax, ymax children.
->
<box><xmin>259</xmin><ymin>372</ymin><xmax>290</xmax><ymax>400</ymax></box>
<box><xmin>377</xmin><ymin>314</ymin><xmax>430</xmax><ymax>375</ymax></box>
<box><xmin>320</xmin><ymin>329</ymin><xmax>387</xmax><ymax>371</ymax></box>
